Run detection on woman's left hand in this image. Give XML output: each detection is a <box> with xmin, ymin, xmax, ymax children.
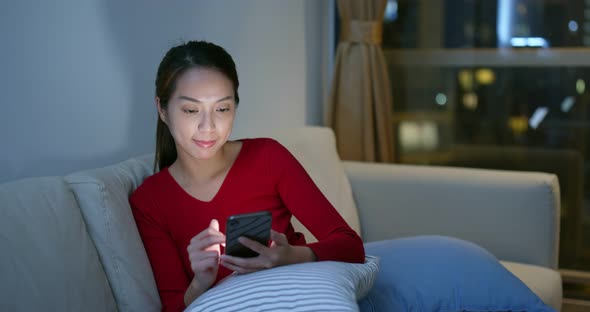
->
<box><xmin>220</xmin><ymin>230</ymin><xmax>314</xmax><ymax>274</ymax></box>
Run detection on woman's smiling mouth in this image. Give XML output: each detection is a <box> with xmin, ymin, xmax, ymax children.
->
<box><xmin>194</xmin><ymin>139</ymin><xmax>216</xmax><ymax>148</ymax></box>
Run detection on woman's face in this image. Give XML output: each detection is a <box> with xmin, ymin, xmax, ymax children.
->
<box><xmin>158</xmin><ymin>67</ymin><xmax>237</xmax><ymax>162</ymax></box>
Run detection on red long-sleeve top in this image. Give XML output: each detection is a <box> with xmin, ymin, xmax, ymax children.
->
<box><xmin>129</xmin><ymin>138</ymin><xmax>365</xmax><ymax>312</ymax></box>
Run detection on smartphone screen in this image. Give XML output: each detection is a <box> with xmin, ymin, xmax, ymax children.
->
<box><xmin>225</xmin><ymin>211</ymin><xmax>272</xmax><ymax>258</ymax></box>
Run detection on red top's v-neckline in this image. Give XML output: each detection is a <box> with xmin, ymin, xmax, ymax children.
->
<box><xmin>164</xmin><ymin>140</ymin><xmax>247</xmax><ymax>204</ymax></box>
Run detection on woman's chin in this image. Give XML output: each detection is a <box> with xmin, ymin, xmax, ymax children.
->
<box><xmin>191</xmin><ymin>147</ymin><xmax>221</xmax><ymax>161</ymax></box>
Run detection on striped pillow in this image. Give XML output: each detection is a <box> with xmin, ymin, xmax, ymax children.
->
<box><xmin>185</xmin><ymin>256</ymin><xmax>379</xmax><ymax>312</ymax></box>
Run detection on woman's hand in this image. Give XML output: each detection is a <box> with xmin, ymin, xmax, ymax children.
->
<box><xmin>186</xmin><ymin>219</ymin><xmax>225</xmax><ymax>292</ymax></box>
<box><xmin>219</xmin><ymin>230</ymin><xmax>316</xmax><ymax>274</ymax></box>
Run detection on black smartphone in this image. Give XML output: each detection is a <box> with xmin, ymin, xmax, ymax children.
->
<box><xmin>225</xmin><ymin>211</ymin><xmax>272</xmax><ymax>258</ymax></box>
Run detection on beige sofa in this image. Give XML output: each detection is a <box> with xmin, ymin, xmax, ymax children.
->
<box><xmin>0</xmin><ymin>127</ymin><xmax>562</xmax><ymax>311</ymax></box>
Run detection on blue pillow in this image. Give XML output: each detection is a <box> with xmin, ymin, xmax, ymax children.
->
<box><xmin>358</xmin><ymin>236</ymin><xmax>555</xmax><ymax>312</ymax></box>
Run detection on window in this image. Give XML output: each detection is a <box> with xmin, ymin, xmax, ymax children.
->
<box><xmin>382</xmin><ymin>0</ymin><xmax>590</xmax><ymax>301</ymax></box>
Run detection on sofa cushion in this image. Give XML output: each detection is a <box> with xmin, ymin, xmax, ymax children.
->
<box><xmin>0</xmin><ymin>177</ymin><xmax>117</xmax><ymax>312</ymax></box>
<box><xmin>65</xmin><ymin>155</ymin><xmax>160</xmax><ymax>312</ymax></box>
<box><xmin>359</xmin><ymin>236</ymin><xmax>555</xmax><ymax>312</ymax></box>
<box><xmin>500</xmin><ymin>260</ymin><xmax>563</xmax><ymax>311</ymax></box>
<box><xmin>260</xmin><ymin>126</ymin><xmax>361</xmax><ymax>242</ymax></box>
<box><xmin>186</xmin><ymin>256</ymin><xmax>380</xmax><ymax>312</ymax></box>
<box><xmin>343</xmin><ymin>161</ymin><xmax>560</xmax><ymax>269</ymax></box>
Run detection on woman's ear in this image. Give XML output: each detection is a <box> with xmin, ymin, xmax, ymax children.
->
<box><xmin>156</xmin><ymin>97</ymin><xmax>168</xmax><ymax>124</ymax></box>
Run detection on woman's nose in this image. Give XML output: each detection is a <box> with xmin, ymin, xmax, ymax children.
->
<box><xmin>198</xmin><ymin>112</ymin><xmax>215</xmax><ymax>131</ymax></box>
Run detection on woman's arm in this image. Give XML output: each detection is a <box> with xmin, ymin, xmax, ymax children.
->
<box><xmin>270</xmin><ymin>140</ymin><xmax>365</xmax><ymax>263</ymax></box>
<box><xmin>183</xmin><ymin>219</ymin><xmax>225</xmax><ymax>307</ymax></box>
<box><xmin>218</xmin><ymin>139</ymin><xmax>363</xmax><ymax>274</ymax></box>
<box><xmin>130</xmin><ymin>184</ymin><xmax>191</xmax><ymax>312</ymax></box>
<box><xmin>183</xmin><ymin>278</ymin><xmax>208</xmax><ymax>307</ymax></box>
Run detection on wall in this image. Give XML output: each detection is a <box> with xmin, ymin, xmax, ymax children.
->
<box><xmin>0</xmin><ymin>0</ymin><xmax>332</xmax><ymax>183</ymax></box>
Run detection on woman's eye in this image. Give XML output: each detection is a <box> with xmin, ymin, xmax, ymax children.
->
<box><xmin>183</xmin><ymin>109</ymin><xmax>198</xmax><ymax>114</ymax></box>
<box><xmin>217</xmin><ymin>107</ymin><xmax>230</xmax><ymax>112</ymax></box>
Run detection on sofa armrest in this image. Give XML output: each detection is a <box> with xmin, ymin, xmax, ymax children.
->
<box><xmin>343</xmin><ymin>161</ymin><xmax>560</xmax><ymax>269</ymax></box>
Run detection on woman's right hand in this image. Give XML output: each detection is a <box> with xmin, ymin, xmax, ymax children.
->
<box><xmin>186</xmin><ymin>219</ymin><xmax>225</xmax><ymax>292</ymax></box>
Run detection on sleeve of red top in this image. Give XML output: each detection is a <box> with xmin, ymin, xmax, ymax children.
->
<box><xmin>129</xmin><ymin>182</ymin><xmax>188</xmax><ymax>312</ymax></box>
<box><xmin>267</xmin><ymin>139</ymin><xmax>365</xmax><ymax>263</ymax></box>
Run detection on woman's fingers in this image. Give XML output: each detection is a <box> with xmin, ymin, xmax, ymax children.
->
<box><xmin>222</xmin><ymin>262</ymin><xmax>260</xmax><ymax>274</ymax></box>
<box><xmin>270</xmin><ymin>230</ymin><xmax>288</xmax><ymax>246</ymax></box>
<box><xmin>237</xmin><ymin>230</ymin><xmax>286</xmax><ymax>256</ymax></box>
<box><xmin>237</xmin><ymin>236</ymin><xmax>268</xmax><ymax>255</ymax></box>
<box><xmin>188</xmin><ymin>250</ymin><xmax>219</xmax><ymax>262</ymax></box>
<box><xmin>209</xmin><ymin>219</ymin><xmax>219</xmax><ymax>231</ymax></box>
<box><xmin>187</xmin><ymin>235</ymin><xmax>225</xmax><ymax>252</ymax></box>
<box><xmin>220</xmin><ymin>260</ymin><xmax>258</xmax><ymax>274</ymax></box>
<box><xmin>191</xmin><ymin>228</ymin><xmax>220</xmax><ymax>242</ymax></box>
<box><xmin>220</xmin><ymin>255</ymin><xmax>270</xmax><ymax>273</ymax></box>
<box><xmin>189</xmin><ymin>224</ymin><xmax>294</xmax><ymax>275</ymax></box>
<box><xmin>189</xmin><ymin>250</ymin><xmax>220</xmax><ymax>271</ymax></box>
<box><xmin>191</xmin><ymin>219</ymin><xmax>225</xmax><ymax>242</ymax></box>
<box><xmin>191</xmin><ymin>256</ymin><xmax>219</xmax><ymax>273</ymax></box>
<box><xmin>219</xmin><ymin>231</ymin><xmax>295</xmax><ymax>274</ymax></box>
<box><xmin>189</xmin><ymin>219</ymin><xmax>226</xmax><ymax>250</ymax></box>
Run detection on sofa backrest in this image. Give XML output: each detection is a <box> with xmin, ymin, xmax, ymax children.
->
<box><xmin>344</xmin><ymin>161</ymin><xmax>561</xmax><ymax>269</ymax></box>
<box><xmin>65</xmin><ymin>154</ymin><xmax>160</xmax><ymax>312</ymax></box>
<box><xmin>0</xmin><ymin>177</ymin><xmax>117</xmax><ymax>312</ymax></box>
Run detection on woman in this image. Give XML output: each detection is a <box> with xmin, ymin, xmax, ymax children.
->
<box><xmin>130</xmin><ymin>40</ymin><xmax>365</xmax><ymax>311</ymax></box>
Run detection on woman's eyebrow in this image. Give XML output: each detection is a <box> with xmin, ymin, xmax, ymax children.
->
<box><xmin>178</xmin><ymin>95</ymin><xmax>234</xmax><ymax>103</ymax></box>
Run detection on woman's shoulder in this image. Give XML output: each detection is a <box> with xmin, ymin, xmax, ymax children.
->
<box><xmin>241</xmin><ymin>137</ymin><xmax>288</xmax><ymax>154</ymax></box>
<box><xmin>130</xmin><ymin>168</ymin><xmax>169</xmax><ymax>202</ymax></box>
<box><xmin>239</xmin><ymin>137</ymin><xmax>297</xmax><ymax>171</ymax></box>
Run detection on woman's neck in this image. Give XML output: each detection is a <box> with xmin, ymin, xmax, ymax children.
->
<box><xmin>171</xmin><ymin>143</ymin><xmax>232</xmax><ymax>183</ymax></box>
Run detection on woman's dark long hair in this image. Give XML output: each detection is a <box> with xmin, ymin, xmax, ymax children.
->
<box><xmin>154</xmin><ymin>40</ymin><xmax>239</xmax><ymax>172</ymax></box>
